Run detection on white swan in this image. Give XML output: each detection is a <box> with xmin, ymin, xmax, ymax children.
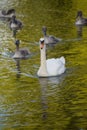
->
<box><xmin>37</xmin><ymin>38</ymin><xmax>66</xmax><ymax>77</ymax></box>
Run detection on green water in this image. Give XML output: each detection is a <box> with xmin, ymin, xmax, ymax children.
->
<box><xmin>0</xmin><ymin>0</ymin><xmax>87</xmax><ymax>130</ymax></box>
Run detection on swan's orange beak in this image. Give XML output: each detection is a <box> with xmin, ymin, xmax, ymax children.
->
<box><xmin>40</xmin><ymin>42</ymin><xmax>44</xmax><ymax>49</ymax></box>
<box><xmin>40</xmin><ymin>38</ymin><xmax>44</xmax><ymax>49</ymax></box>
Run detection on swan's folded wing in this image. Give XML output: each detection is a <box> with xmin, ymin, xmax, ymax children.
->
<box><xmin>46</xmin><ymin>58</ymin><xmax>64</xmax><ymax>76</ymax></box>
<box><xmin>58</xmin><ymin>56</ymin><xmax>65</xmax><ymax>64</ymax></box>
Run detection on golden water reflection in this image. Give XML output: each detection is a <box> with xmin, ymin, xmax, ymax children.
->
<box><xmin>0</xmin><ymin>0</ymin><xmax>87</xmax><ymax>130</ymax></box>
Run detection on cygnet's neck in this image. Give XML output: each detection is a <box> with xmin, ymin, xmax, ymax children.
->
<box><xmin>42</xmin><ymin>30</ymin><xmax>47</xmax><ymax>37</ymax></box>
<box><xmin>77</xmin><ymin>16</ymin><xmax>84</xmax><ymax>21</ymax></box>
<box><xmin>16</xmin><ymin>45</ymin><xmax>19</xmax><ymax>51</ymax></box>
<box><xmin>13</xmin><ymin>45</ymin><xmax>22</xmax><ymax>59</ymax></box>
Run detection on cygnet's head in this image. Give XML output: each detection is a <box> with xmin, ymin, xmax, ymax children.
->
<box><xmin>76</xmin><ymin>11</ymin><xmax>83</xmax><ymax>18</ymax></box>
<box><xmin>11</xmin><ymin>15</ymin><xmax>16</xmax><ymax>20</ymax></box>
<box><xmin>7</xmin><ymin>9</ymin><xmax>15</xmax><ymax>15</ymax></box>
<box><xmin>15</xmin><ymin>39</ymin><xmax>20</xmax><ymax>46</ymax></box>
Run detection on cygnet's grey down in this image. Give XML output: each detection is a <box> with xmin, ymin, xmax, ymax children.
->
<box><xmin>42</xmin><ymin>26</ymin><xmax>62</xmax><ymax>44</ymax></box>
<box><xmin>13</xmin><ymin>39</ymin><xmax>30</xmax><ymax>59</ymax></box>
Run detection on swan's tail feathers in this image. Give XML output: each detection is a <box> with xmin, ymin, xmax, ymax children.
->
<box><xmin>60</xmin><ymin>56</ymin><xmax>65</xmax><ymax>64</ymax></box>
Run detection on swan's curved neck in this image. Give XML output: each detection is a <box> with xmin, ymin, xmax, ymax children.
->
<box><xmin>41</xmin><ymin>44</ymin><xmax>46</xmax><ymax>66</ymax></box>
<box><xmin>38</xmin><ymin>44</ymin><xmax>48</xmax><ymax>77</ymax></box>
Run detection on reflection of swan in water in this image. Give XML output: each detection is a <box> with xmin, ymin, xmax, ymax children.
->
<box><xmin>38</xmin><ymin>74</ymin><xmax>65</xmax><ymax>119</ymax></box>
<box><xmin>15</xmin><ymin>59</ymin><xmax>21</xmax><ymax>78</ymax></box>
<box><xmin>39</xmin><ymin>78</ymin><xmax>48</xmax><ymax>119</ymax></box>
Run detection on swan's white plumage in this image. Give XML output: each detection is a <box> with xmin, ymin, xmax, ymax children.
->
<box><xmin>46</xmin><ymin>57</ymin><xmax>65</xmax><ymax>76</ymax></box>
<box><xmin>37</xmin><ymin>38</ymin><xmax>66</xmax><ymax>77</ymax></box>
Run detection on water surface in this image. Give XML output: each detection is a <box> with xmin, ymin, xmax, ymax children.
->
<box><xmin>0</xmin><ymin>0</ymin><xmax>87</xmax><ymax>130</ymax></box>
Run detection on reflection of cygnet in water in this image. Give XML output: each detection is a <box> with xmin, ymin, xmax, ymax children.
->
<box><xmin>15</xmin><ymin>59</ymin><xmax>21</xmax><ymax>78</ymax></box>
<box><xmin>76</xmin><ymin>25</ymin><xmax>83</xmax><ymax>37</ymax></box>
